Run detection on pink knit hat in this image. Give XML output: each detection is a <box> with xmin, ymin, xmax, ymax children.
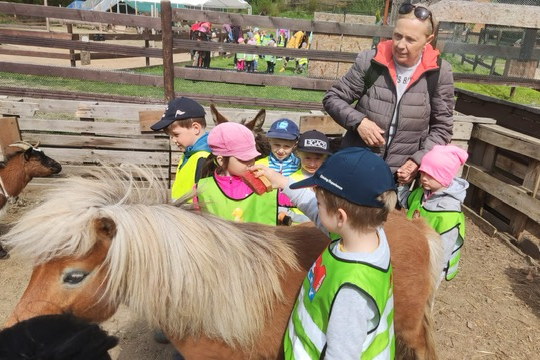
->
<box><xmin>419</xmin><ymin>145</ymin><xmax>469</xmax><ymax>187</ymax></box>
<box><xmin>208</xmin><ymin>122</ymin><xmax>260</xmax><ymax>161</ymax></box>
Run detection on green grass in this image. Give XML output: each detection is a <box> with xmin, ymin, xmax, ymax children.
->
<box><xmin>1</xmin><ymin>53</ymin><xmax>538</xmax><ymax>108</ymax></box>
<box><xmin>443</xmin><ymin>54</ymin><xmax>540</xmax><ymax>106</ymax></box>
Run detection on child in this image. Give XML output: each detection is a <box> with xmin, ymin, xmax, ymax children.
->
<box><xmin>294</xmin><ymin>42</ymin><xmax>308</xmax><ymax>74</ymax></box>
<box><xmin>288</xmin><ymin>130</ymin><xmax>332</xmax><ymax>224</ymax></box>
<box><xmin>245</xmin><ymin>38</ymin><xmax>256</xmax><ymax>73</ymax></box>
<box><xmin>253</xmin><ymin>147</ymin><xmax>396</xmax><ymax>359</ymax></box>
<box><xmin>398</xmin><ymin>144</ymin><xmax>469</xmax><ymax>285</ymax></box>
<box><xmin>256</xmin><ymin>119</ymin><xmax>300</xmax><ymax>225</ymax></box>
<box><xmin>263</xmin><ymin>37</ymin><xmax>277</xmax><ymax>74</ymax></box>
<box><xmin>150</xmin><ymin>97</ymin><xmax>211</xmax><ymax>201</ymax></box>
<box><xmin>194</xmin><ymin>122</ymin><xmax>279</xmax><ymax>225</ymax></box>
<box><xmin>236</xmin><ymin>37</ymin><xmax>245</xmax><ymax>71</ymax></box>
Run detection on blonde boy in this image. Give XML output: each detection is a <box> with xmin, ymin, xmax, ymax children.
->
<box><xmin>254</xmin><ymin>147</ymin><xmax>396</xmax><ymax>358</ymax></box>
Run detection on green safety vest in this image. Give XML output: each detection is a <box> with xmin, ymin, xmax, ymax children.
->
<box><xmin>407</xmin><ymin>188</ymin><xmax>465</xmax><ymax>280</ymax></box>
<box><xmin>284</xmin><ymin>241</ymin><xmax>395</xmax><ymax>359</ymax></box>
<box><xmin>171</xmin><ymin>150</ymin><xmax>210</xmax><ymax>201</ymax></box>
<box><xmin>196</xmin><ymin>175</ymin><xmax>279</xmax><ymax>225</ymax></box>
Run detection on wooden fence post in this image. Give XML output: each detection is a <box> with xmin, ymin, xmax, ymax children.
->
<box><xmin>161</xmin><ymin>1</ymin><xmax>175</xmax><ymax>102</ymax></box>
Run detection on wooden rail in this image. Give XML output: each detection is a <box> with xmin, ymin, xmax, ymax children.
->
<box><xmin>465</xmin><ymin>124</ymin><xmax>540</xmax><ymax>243</ymax></box>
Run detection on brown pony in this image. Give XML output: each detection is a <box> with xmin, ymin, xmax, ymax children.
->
<box><xmin>1</xmin><ymin>165</ymin><xmax>443</xmax><ymax>360</ymax></box>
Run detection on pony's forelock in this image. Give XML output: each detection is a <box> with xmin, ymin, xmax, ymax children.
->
<box><xmin>1</xmin><ymin>164</ymin><xmax>298</xmax><ymax>348</ymax></box>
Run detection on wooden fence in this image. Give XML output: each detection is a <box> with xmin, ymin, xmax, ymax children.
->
<box><xmin>0</xmin><ymin>1</ymin><xmax>539</xmax><ymax>109</ymax></box>
<box><xmin>464</xmin><ymin>123</ymin><xmax>540</xmax><ymax>257</ymax></box>
<box><xmin>1</xmin><ymin>96</ymin><xmax>539</xmax><ymax>258</ymax></box>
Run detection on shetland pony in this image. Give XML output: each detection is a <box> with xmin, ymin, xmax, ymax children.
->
<box><xmin>1</xmin><ymin>165</ymin><xmax>443</xmax><ymax>360</ymax></box>
<box><xmin>0</xmin><ymin>313</ymin><xmax>118</xmax><ymax>360</ymax></box>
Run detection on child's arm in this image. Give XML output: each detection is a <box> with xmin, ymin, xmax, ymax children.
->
<box><xmin>397</xmin><ymin>183</ymin><xmax>412</xmax><ymax>209</ymax></box>
<box><xmin>251</xmin><ymin>165</ymin><xmax>329</xmax><ymax>234</ymax></box>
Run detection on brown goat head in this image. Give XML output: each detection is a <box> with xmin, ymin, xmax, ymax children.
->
<box><xmin>209</xmin><ymin>103</ymin><xmax>270</xmax><ymax>157</ymax></box>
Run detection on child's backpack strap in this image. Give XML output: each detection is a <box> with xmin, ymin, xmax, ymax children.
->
<box><xmin>363</xmin><ymin>56</ymin><xmax>441</xmax><ymax>100</ymax></box>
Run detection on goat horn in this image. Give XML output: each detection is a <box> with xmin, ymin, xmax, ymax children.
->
<box><xmin>8</xmin><ymin>141</ymin><xmax>35</xmax><ymax>150</ymax></box>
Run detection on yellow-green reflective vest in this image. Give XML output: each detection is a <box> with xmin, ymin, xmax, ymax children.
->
<box><xmin>284</xmin><ymin>241</ymin><xmax>395</xmax><ymax>359</ymax></box>
<box><xmin>171</xmin><ymin>150</ymin><xmax>210</xmax><ymax>201</ymax></box>
<box><xmin>407</xmin><ymin>188</ymin><xmax>465</xmax><ymax>280</ymax></box>
<box><xmin>196</xmin><ymin>176</ymin><xmax>279</xmax><ymax>225</ymax></box>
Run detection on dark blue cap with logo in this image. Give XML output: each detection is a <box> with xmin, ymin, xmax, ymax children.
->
<box><xmin>290</xmin><ymin>147</ymin><xmax>396</xmax><ymax>207</ymax></box>
<box><xmin>267</xmin><ymin>119</ymin><xmax>300</xmax><ymax>140</ymax></box>
<box><xmin>150</xmin><ymin>97</ymin><xmax>206</xmax><ymax>131</ymax></box>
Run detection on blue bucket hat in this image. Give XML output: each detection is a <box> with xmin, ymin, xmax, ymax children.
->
<box><xmin>267</xmin><ymin>119</ymin><xmax>299</xmax><ymax>140</ymax></box>
<box><xmin>290</xmin><ymin>147</ymin><xmax>396</xmax><ymax>207</ymax></box>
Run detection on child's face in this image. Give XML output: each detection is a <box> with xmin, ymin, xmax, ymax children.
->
<box><xmin>269</xmin><ymin>138</ymin><xmax>297</xmax><ymax>161</ymax></box>
<box><xmin>223</xmin><ymin>156</ymin><xmax>255</xmax><ymax>177</ymax></box>
<box><xmin>166</xmin><ymin>123</ymin><xmax>200</xmax><ymax>152</ymax></box>
<box><xmin>297</xmin><ymin>151</ymin><xmax>327</xmax><ymax>175</ymax></box>
<box><xmin>420</xmin><ymin>171</ymin><xmax>444</xmax><ymax>192</ymax></box>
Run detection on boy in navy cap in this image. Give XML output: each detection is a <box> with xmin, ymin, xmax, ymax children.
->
<box><xmin>256</xmin><ymin>118</ymin><xmax>300</xmax><ymax>225</ymax></box>
<box><xmin>253</xmin><ymin>147</ymin><xmax>396</xmax><ymax>359</ymax></box>
<box><xmin>151</xmin><ymin>97</ymin><xmax>211</xmax><ymax>201</ymax></box>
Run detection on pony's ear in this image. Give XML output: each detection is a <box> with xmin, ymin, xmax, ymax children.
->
<box><xmin>210</xmin><ymin>103</ymin><xmax>230</xmax><ymax>125</ymax></box>
<box><xmin>244</xmin><ymin>109</ymin><xmax>266</xmax><ymax>132</ymax></box>
<box><xmin>94</xmin><ymin>217</ymin><xmax>117</xmax><ymax>245</ymax></box>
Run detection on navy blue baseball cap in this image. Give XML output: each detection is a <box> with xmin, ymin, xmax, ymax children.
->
<box><xmin>151</xmin><ymin>97</ymin><xmax>206</xmax><ymax>131</ymax></box>
<box><xmin>290</xmin><ymin>147</ymin><xmax>396</xmax><ymax>207</ymax></box>
<box><xmin>267</xmin><ymin>119</ymin><xmax>300</xmax><ymax>140</ymax></box>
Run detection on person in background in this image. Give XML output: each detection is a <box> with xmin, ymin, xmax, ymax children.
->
<box><xmin>280</xmin><ymin>30</ymin><xmax>305</xmax><ymax>72</ymax></box>
<box><xmin>195</xmin><ymin>122</ymin><xmax>279</xmax><ymax>225</ymax></box>
<box><xmin>398</xmin><ymin>144</ymin><xmax>469</xmax><ymax>286</ymax></box>
<box><xmin>256</xmin><ymin>119</ymin><xmax>300</xmax><ymax>225</ymax></box>
<box><xmin>323</xmin><ymin>3</ymin><xmax>454</xmax><ymax>186</ymax></box>
<box><xmin>294</xmin><ymin>42</ymin><xmax>308</xmax><ymax>74</ymax></box>
<box><xmin>236</xmin><ymin>37</ymin><xmax>246</xmax><ymax>71</ymax></box>
<box><xmin>252</xmin><ymin>147</ymin><xmax>396</xmax><ymax>359</ymax></box>
<box><xmin>264</xmin><ymin>36</ymin><xmax>277</xmax><ymax>74</ymax></box>
<box><xmin>246</xmin><ymin>38</ymin><xmax>256</xmax><ymax>73</ymax></box>
<box><xmin>150</xmin><ymin>97</ymin><xmax>210</xmax><ymax>201</ymax></box>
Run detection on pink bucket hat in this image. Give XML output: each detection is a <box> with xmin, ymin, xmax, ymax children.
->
<box><xmin>208</xmin><ymin>122</ymin><xmax>260</xmax><ymax>161</ymax></box>
<box><xmin>419</xmin><ymin>145</ymin><xmax>469</xmax><ymax>187</ymax></box>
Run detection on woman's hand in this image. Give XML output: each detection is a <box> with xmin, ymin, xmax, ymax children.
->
<box><xmin>357</xmin><ymin>118</ymin><xmax>385</xmax><ymax>147</ymax></box>
<box><xmin>396</xmin><ymin>160</ymin><xmax>419</xmax><ymax>184</ymax></box>
<box><xmin>249</xmin><ymin>165</ymin><xmax>289</xmax><ymax>190</ymax></box>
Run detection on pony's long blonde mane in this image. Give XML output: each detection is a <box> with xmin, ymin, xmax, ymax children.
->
<box><xmin>1</xmin><ymin>165</ymin><xmax>298</xmax><ymax>347</ymax></box>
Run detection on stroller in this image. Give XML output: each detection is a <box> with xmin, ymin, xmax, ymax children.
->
<box><xmin>190</xmin><ymin>21</ymin><xmax>212</xmax><ymax>68</ymax></box>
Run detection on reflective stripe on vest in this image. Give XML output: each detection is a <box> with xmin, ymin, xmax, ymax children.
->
<box><xmin>407</xmin><ymin>188</ymin><xmax>465</xmax><ymax>280</ymax></box>
<box><xmin>197</xmin><ymin>176</ymin><xmax>279</xmax><ymax>225</ymax></box>
<box><xmin>284</xmin><ymin>241</ymin><xmax>395</xmax><ymax>359</ymax></box>
<box><xmin>171</xmin><ymin>150</ymin><xmax>210</xmax><ymax>200</ymax></box>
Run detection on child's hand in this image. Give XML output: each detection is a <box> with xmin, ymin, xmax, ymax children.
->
<box><xmin>249</xmin><ymin>165</ymin><xmax>289</xmax><ymax>190</ymax></box>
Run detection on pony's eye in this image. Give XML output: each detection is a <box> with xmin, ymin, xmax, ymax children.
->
<box><xmin>62</xmin><ymin>271</ymin><xmax>89</xmax><ymax>285</ymax></box>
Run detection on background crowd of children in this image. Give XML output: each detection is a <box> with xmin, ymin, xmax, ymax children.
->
<box><xmin>227</xmin><ymin>26</ymin><xmax>311</xmax><ymax>74</ymax></box>
<box><xmin>151</xmin><ymin>95</ymin><xmax>468</xmax><ymax>359</ymax></box>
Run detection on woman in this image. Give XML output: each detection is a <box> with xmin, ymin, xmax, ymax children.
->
<box><xmin>323</xmin><ymin>4</ymin><xmax>454</xmax><ymax>185</ymax></box>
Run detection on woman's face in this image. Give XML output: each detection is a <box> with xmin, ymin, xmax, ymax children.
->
<box><xmin>392</xmin><ymin>17</ymin><xmax>434</xmax><ymax>67</ymax></box>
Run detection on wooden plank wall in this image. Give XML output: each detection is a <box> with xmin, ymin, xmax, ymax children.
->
<box><xmin>464</xmin><ymin>124</ymin><xmax>540</xmax><ymax>242</ymax></box>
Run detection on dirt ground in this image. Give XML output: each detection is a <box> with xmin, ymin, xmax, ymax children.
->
<box><xmin>0</xmin><ymin>193</ymin><xmax>539</xmax><ymax>360</ymax></box>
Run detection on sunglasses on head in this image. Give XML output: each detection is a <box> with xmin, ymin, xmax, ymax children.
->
<box><xmin>398</xmin><ymin>3</ymin><xmax>434</xmax><ymax>31</ymax></box>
